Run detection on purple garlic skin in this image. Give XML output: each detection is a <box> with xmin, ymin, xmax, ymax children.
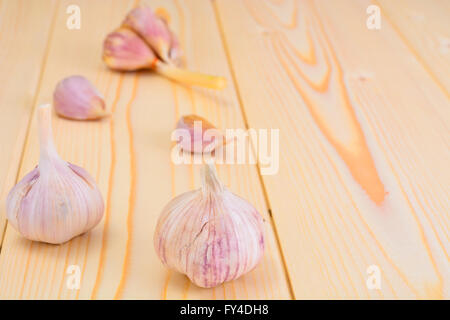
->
<box><xmin>54</xmin><ymin>75</ymin><xmax>108</xmax><ymax>120</ymax></box>
<box><xmin>154</xmin><ymin>164</ymin><xmax>265</xmax><ymax>288</ymax></box>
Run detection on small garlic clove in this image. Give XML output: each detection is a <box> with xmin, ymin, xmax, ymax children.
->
<box><xmin>103</xmin><ymin>27</ymin><xmax>158</xmax><ymax>71</ymax></box>
<box><xmin>53</xmin><ymin>75</ymin><xmax>109</xmax><ymax>120</ymax></box>
<box><xmin>6</xmin><ymin>104</ymin><xmax>104</xmax><ymax>244</ymax></box>
<box><xmin>122</xmin><ymin>5</ymin><xmax>174</xmax><ymax>64</ymax></box>
<box><xmin>176</xmin><ymin>114</ymin><xmax>225</xmax><ymax>154</ymax></box>
<box><xmin>154</xmin><ymin>163</ymin><xmax>265</xmax><ymax>288</ymax></box>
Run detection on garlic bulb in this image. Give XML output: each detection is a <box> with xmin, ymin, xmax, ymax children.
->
<box><xmin>154</xmin><ymin>163</ymin><xmax>265</xmax><ymax>288</ymax></box>
<box><xmin>175</xmin><ymin>114</ymin><xmax>225</xmax><ymax>153</ymax></box>
<box><xmin>6</xmin><ymin>104</ymin><xmax>104</xmax><ymax>244</ymax></box>
<box><xmin>53</xmin><ymin>75</ymin><xmax>109</xmax><ymax>120</ymax></box>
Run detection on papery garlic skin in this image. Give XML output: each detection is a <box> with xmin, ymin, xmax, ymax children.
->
<box><xmin>154</xmin><ymin>164</ymin><xmax>265</xmax><ymax>288</ymax></box>
<box><xmin>103</xmin><ymin>27</ymin><xmax>157</xmax><ymax>71</ymax></box>
<box><xmin>176</xmin><ymin>114</ymin><xmax>224</xmax><ymax>153</ymax></box>
<box><xmin>122</xmin><ymin>5</ymin><xmax>177</xmax><ymax>65</ymax></box>
<box><xmin>53</xmin><ymin>75</ymin><xmax>108</xmax><ymax>120</ymax></box>
<box><xmin>6</xmin><ymin>104</ymin><xmax>104</xmax><ymax>244</ymax></box>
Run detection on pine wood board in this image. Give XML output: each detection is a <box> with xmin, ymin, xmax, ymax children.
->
<box><xmin>0</xmin><ymin>0</ymin><xmax>57</xmax><ymax>244</ymax></box>
<box><xmin>376</xmin><ymin>0</ymin><xmax>450</xmax><ymax>97</ymax></box>
<box><xmin>215</xmin><ymin>0</ymin><xmax>449</xmax><ymax>299</ymax></box>
<box><xmin>0</xmin><ymin>0</ymin><xmax>291</xmax><ymax>299</ymax></box>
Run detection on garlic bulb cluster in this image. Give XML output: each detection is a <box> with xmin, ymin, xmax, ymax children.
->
<box><xmin>154</xmin><ymin>163</ymin><xmax>265</xmax><ymax>288</ymax></box>
<box><xmin>53</xmin><ymin>75</ymin><xmax>109</xmax><ymax>120</ymax></box>
<box><xmin>103</xmin><ymin>5</ymin><xmax>226</xmax><ymax>90</ymax></box>
<box><xmin>6</xmin><ymin>104</ymin><xmax>104</xmax><ymax>244</ymax></box>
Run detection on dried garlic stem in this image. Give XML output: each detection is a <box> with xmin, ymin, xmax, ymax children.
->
<box><xmin>38</xmin><ymin>104</ymin><xmax>59</xmax><ymax>163</ymax></box>
<box><xmin>155</xmin><ymin>61</ymin><xmax>227</xmax><ymax>90</ymax></box>
<box><xmin>201</xmin><ymin>162</ymin><xmax>224</xmax><ymax>195</ymax></box>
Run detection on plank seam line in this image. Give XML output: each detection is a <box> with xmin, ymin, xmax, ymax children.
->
<box><xmin>373</xmin><ymin>0</ymin><xmax>450</xmax><ymax>101</ymax></box>
<box><xmin>0</xmin><ymin>1</ymin><xmax>60</xmax><ymax>252</ymax></box>
<box><xmin>211</xmin><ymin>0</ymin><xmax>295</xmax><ymax>299</ymax></box>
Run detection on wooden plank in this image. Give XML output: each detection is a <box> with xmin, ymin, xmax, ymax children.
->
<box><xmin>0</xmin><ymin>0</ymin><xmax>291</xmax><ymax>299</ymax></box>
<box><xmin>215</xmin><ymin>0</ymin><xmax>449</xmax><ymax>299</ymax></box>
<box><xmin>376</xmin><ymin>0</ymin><xmax>450</xmax><ymax>97</ymax></box>
<box><xmin>0</xmin><ymin>0</ymin><xmax>57</xmax><ymax>244</ymax></box>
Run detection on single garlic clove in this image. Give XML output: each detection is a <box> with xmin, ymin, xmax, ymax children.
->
<box><xmin>6</xmin><ymin>104</ymin><xmax>104</xmax><ymax>244</ymax></box>
<box><xmin>175</xmin><ymin>114</ymin><xmax>225</xmax><ymax>154</ymax></box>
<box><xmin>122</xmin><ymin>5</ymin><xmax>174</xmax><ymax>64</ymax></box>
<box><xmin>103</xmin><ymin>27</ymin><xmax>158</xmax><ymax>71</ymax></box>
<box><xmin>53</xmin><ymin>75</ymin><xmax>109</xmax><ymax>120</ymax></box>
<box><xmin>154</xmin><ymin>163</ymin><xmax>265</xmax><ymax>288</ymax></box>
<box><xmin>168</xmin><ymin>32</ymin><xmax>183</xmax><ymax>67</ymax></box>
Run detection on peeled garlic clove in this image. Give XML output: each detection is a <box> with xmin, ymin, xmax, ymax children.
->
<box><xmin>6</xmin><ymin>104</ymin><xmax>104</xmax><ymax>244</ymax></box>
<box><xmin>175</xmin><ymin>114</ymin><xmax>224</xmax><ymax>153</ymax></box>
<box><xmin>122</xmin><ymin>5</ymin><xmax>173</xmax><ymax>64</ymax></box>
<box><xmin>154</xmin><ymin>163</ymin><xmax>265</xmax><ymax>288</ymax></box>
<box><xmin>103</xmin><ymin>27</ymin><xmax>158</xmax><ymax>71</ymax></box>
<box><xmin>53</xmin><ymin>75</ymin><xmax>109</xmax><ymax>120</ymax></box>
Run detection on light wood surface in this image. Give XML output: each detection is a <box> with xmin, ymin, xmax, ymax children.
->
<box><xmin>215</xmin><ymin>0</ymin><xmax>449</xmax><ymax>299</ymax></box>
<box><xmin>0</xmin><ymin>0</ymin><xmax>290</xmax><ymax>300</ymax></box>
<box><xmin>0</xmin><ymin>0</ymin><xmax>448</xmax><ymax>299</ymax></box>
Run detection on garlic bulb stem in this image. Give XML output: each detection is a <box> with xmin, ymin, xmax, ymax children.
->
<box><xmin>38</xmin><ymin>104</ymin><xmax>59</xmax><ymax>165</ymax></box>
<box><xmin>155</xmin><ymin>61</ymin><xmax>227</xmax><ymax>90</ymax></box>
<box><xmin>202</xmin><ymin>162</ymin><xmax>224</xmax><ymax>195</ymax></box>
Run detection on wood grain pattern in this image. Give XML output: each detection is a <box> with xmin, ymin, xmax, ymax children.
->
<box><xmin>376</xmin><ymin>0</ymin><xmax>450</xmax><ymax>97</ymax></box>
<box><xmin>0</xmin><ymin>0</ymin><xmax>57</xmax><ymax>243</ymax></box>
<box><xmin>215</xmin><ymin>0</ymin><xmax>449</xmax><ymax>298</ymax></box>
<box><xmin>0</xmin><ymin>0</ymin><xmax>291</xmax><ymax>299</ymax></box>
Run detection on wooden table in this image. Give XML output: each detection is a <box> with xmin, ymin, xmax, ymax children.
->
<box><xmin>0</xmin><ymin>0</ymin><xmax>448</xmax><ymax>299</ymax></box>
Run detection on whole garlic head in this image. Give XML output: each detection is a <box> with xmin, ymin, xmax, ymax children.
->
<box><xmin>154</xmin><ymin>163</ymin><xmax>265</xmax><ymax>288</ymax></box>
<box><xmin>6</xmin><ymin>104</ymin><xmax>104</xmax><ymax>244</ymax></box>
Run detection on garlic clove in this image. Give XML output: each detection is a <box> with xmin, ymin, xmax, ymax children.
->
<box><xmin>6</xmin><ymin>104</ymin><xmax>104</xmax><ymax>244</ymax></box>
<box><xmin>103</xmin><ymin>27</ymin><xmax>158</xmax><ymax>71</ymax></box>
<box><xmin>53</xmin><ymin>75</ymin><xmax>109</xmax><ymax>120</ymax></box>
<box><xmin>154</xmin><ymin>7</ymin><xmax>184</xmax><ymax>67</ymax></box>
<box><xmin>122</xmin><ymin>5</ymin><xmax>174</xmax><ymax>64</ymax></box>
<box><xmin>154</xmin><ymin>163</ymin><xmax>265</xmax><ymax>288</ymax></box>
<box><xmin>175</xmin><ymin>114</ymin><xmax>225</xmax><ymax>154</ymax></box>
